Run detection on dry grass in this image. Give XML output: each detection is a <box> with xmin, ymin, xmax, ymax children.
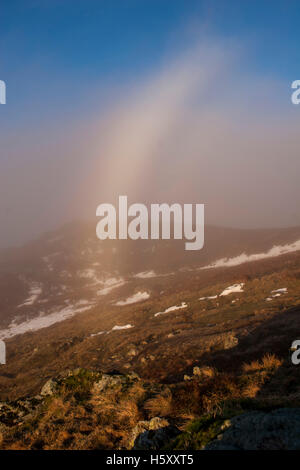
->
<box><xmin>240</xmin><ymin>354</ymin><xmax>283</xmax><ymax>399</ymax></box>
<box><xmin>243</xmin><ymin>354</ymin><xmax>283</xmax><ymax>373</ymax></box>
<box><xmin>1</xmin><ymin>352</ymin><xmax>299</xmax><ymax>450</ymax></box>
<box><xmin>144</xmin><ymin>390</ymin><xmax>172</xmax><ymax>418</ymax></box>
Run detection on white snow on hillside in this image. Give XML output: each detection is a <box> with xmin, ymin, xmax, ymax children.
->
<box><xmin>134</xmin><ymin>270</ymin><xmax>156</xmax><ymax>279</ymax></box>
<box><xmin>111</xmin><ymin>324</ymin><xmax>133</xmax><ymax>331</ymax></box>
<box><xmin>199</xmin><ymin>295</ymin><xmax>218</xmax><ymax>300</ymax></box>
<box><xmin>201</xmin><ymin>239</ymin><xmax>300</xmax><ymax>269</ymax></box>
<box><xmin>271</xmin><ymin>288</ymin><xmax>287</xmax><ymax>294</ymax></box>
<box><xmin>18</xmin><ymin>284</ymin><xmax>42</xmax><ymax>307</ymax></box>
<box><xmin>154</xmin><ymin>302</ymin><xmax>187</xmax><ymax>317</ymax></box>
<box><xmin>115</xmin><ymin>291</ymin><xmax>150</xmax><ymax>306</ymax></box>
<box><xmin>97</xmin><ymin>277</ymin><xmax>126</xmax><ymax>296</ymax></box>
<box><xmin>90</xmin><ymin>331</ymin><xmax>105</xmax><ymax>337</ymax></box>
<box><xmin>90</xmin><ymin>324</ymin><xmax>134</xmax><ymax>335</ymax></box>
<box><xmin>220</xmin><ymin>283</ymin><xmax>244</xmax><ymax>296</ymax></box>
<box><xmin>0</xmin><ymin>300</ymin><xmax>94</xmax><ymax>340</ymax></box>
<box><xmin>265</xmin><ymin>287</ymin><xmax>288</xmax><ymax>301</ymax></box>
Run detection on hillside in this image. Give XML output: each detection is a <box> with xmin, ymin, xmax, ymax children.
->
<box><xmin>0</xmin><ymin>222</ymin><xmax>300</xmax><ymax>449</ymax></box>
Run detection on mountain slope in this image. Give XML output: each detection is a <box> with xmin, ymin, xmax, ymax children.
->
<box><xmin>0</xmin><ymin>222</ymin><xmax>300</xmax><ymax>400</ymax></box>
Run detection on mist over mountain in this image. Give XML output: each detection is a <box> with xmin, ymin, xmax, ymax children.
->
<box><xmin>0</xmin><ymin>220</ymin><xmax>300</xmax><ymax>343</ymax></box>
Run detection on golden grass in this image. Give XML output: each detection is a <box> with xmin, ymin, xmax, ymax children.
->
<box><xmin>144</xmin><ymin>391</ymin><xmax>172</xmax><ymax>418</ymax></box>
<box><xmin>0</xmin><ymin>350</ymin><xmax>297</xmax><ymax>450</ymax></box>
<box><xmin>243</xmin><ymin>354</ymin><xmax>283</xmax><ymax>373</ymax></box>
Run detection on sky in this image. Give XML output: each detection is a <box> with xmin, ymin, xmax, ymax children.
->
<box><xmin>0</xmin><ymin>0</ymin><xmax>300</xmax><ymax>248</ymax></box>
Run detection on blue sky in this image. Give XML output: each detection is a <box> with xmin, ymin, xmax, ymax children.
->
<box><xmin>1</xmin><ymin>0</ymin><xmax>300</xmax><ymax>129</ymax></box>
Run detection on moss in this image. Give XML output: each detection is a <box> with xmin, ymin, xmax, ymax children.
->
<box><xmin>60</xmin><ymin>369</ymin><xmax>101</xmax><ymax>403</ymax></box>
<box><xmin>168</xmin><ymin>415</ymin><xmax>223</xmax><ymax>450</ymax></box>
<box><xmin>169</xmin><ymin>397</ymin><xmax>300</xmax><ymax>450</ymax></box>
<box><xmin>168</xmin><ymin>409</ymin><xmax>245</xmax><ymax>450</ymax></box>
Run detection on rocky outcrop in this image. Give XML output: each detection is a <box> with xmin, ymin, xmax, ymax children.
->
<box><xmin>3</xmin><ymin>366</ymin><xmax>300</xmax><ymax>451</ymax></box>
<box><xmin>93</xmin><ymin>372</ymin><xmax>139</xmax><ymax>393</ymax></box>
<box><xmin>204</xmin><ymin>409</ymin><xmax>300</xmax><ymax>450</ymax></box>
<box><xmin>128</xmin><ymin>417</ymin><xmax>180</xmax><ymax>450</ymax></box>
<box><xmin>0</xmin><ymin>396</ymin><xmax>43</xmax><ymax>430</ymax></box>
<box><xmin>40</xmin><ymin>378</ymin><xmax>59</xmax><ymax>396</ymax></box>
<box><xmin>40</xmin><ymin>368</ymin><xmax>102</xmax><ymax>396</ymax></box>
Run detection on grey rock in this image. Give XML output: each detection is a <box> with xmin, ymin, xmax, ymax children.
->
<box><xmin>204</xmin><ymin>408</ymin><xmax>300</xmax><ymax>450</ymax></box>
<box><xmin>129</xmin><ymin>417</ymin><xmax>180</xmax><ymax>450</ymax></box>
<box><xmin>94</xmin><ymin>372</ymin><xmax>139</xmax><ymax>393</ymax></box>
<box><xmin>40</xmin><ymin>378</ymin><xmax>59</xmax><ymax>396</ymax></box>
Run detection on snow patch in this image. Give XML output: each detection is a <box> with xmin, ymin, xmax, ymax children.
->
<box><xmin>115</xmin><ymin>291</ymin><xmax>150</xmax><ymax>306</ymax></box>
<box><xmin>265</xmin><ymin>287</ymin><xmax>288</xmax><ymax>301</ymax></box>
<box><xmin>271</xmin><ymin>288</ymin><xmax>287</xmax><ymax>294</ymax></box>
<box><xmin>18</xmin><ymin>284</ymin><xmax>42</xmax><ymax>307</ymax></box>
<box><xmin>134</xmin><ymin>270</ymin><xmax>156</xmax><ymax>279</ymax></box>
<box><xmin>90</xmin><ymin>331</ymin><xmax>105</xmax><ymax>337</ymax></box>
<box><xmin>199</xmin><ymin>295</ymin><xmax>218</xmax><ymax>300</ymax></box>
<box><xmin>220</xmin><ymin>283</ymin><xmax>244</xmax><ymax>296</ymax></box>
<box><xmin>77</xmin><ymin>268</ymin><xmax>108</xmax><ymax>286</ymax></box>
<box><xmin>112</xmin><ymin>324</ymin><xmax>133</xmax><ymax>331</ymax></box>
<box><xmin>0</xmin><ymin>300</ymin><xmax>94</xmax><ymax>340</ymax></box>
<box><xmin>154</xmin><ymin>302</ymin><xmax>187</xmax><ymax>317</ymax></box>
<box><xmin>201</xmin><ymin>240</ymin><xmax>300</xmax><ymax>269</ymax></box>
<box><xmin>97</xmin><ymin>277</ymin><xmax>126</xmax><ymax>296</ymax></box>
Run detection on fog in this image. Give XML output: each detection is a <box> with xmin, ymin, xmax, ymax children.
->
<box><xmin>1</xmin><ymin>39</ymin><xmax>300</xmax><ymax>249</ymax></box>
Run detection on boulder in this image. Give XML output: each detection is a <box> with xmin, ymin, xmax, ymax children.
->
<box><xmin>94</xmin><ymin>372</ymin><xmax>139</xmax><ymax>393</ymax></box>
<box><xmin>204</xmin><ymin>408</ymin><xmax>300</xmax><ymax>450</ymax></box>
<box><xmin>129</xmin><ymin>417</ymin><xmax>180</xmax><ymax>450</ymax></box>
<box><xmin>40</xmin><ymin>378</ymin><xmax>59</xmax><ymax>396</ymax></box>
